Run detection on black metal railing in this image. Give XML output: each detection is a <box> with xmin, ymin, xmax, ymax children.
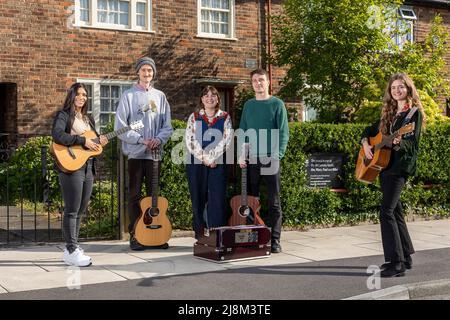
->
<box><xmin>0</xmin><ymin>133</ymin><xmax>121</xmax><ymax>246</ymax></box>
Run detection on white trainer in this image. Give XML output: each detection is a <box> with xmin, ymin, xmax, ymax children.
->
<box><xmin>63</xmin><ymin>248</ymin><xmax>92</xmax><ymax>267</ymax></box>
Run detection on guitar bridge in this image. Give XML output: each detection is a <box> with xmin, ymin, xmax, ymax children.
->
<box><xmin>146</xmin><ymin>225</ymin><xmax>162</xmax><ymax>229</ymax></box>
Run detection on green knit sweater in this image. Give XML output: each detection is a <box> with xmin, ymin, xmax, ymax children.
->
<box><xmin>239</xmin><ymin>96</ymin><xmax>289</xmax><ymax>159</ymax></box>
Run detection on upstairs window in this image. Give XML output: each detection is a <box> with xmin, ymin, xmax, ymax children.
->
<box><xmin>75</xmin><ymin>0</ymin><xmax>152</xmax><ymax>32</ymax></box>
<box><xmin>387</xmin><ymin>6</ymin><xmax>417</xmax><ymax>49</ymax></box>
<box><xmin>198</xmin><ymin>0</ymin><xmax>235</xmax><ymax>39</ymax></box>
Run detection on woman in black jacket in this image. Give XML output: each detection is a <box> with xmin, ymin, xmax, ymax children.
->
<box><xmin>361</xmin><ymin>73</ymin><xmax>425</xmax><ymax>277</ymax></box>
<box><xmin>52</xmin><ymin>83</ymin><xmax>107</xmax><ymax>267</ymax></box>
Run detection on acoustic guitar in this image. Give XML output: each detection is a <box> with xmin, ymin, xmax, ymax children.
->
<box><xmin>51</xmin><ymin>120</ymin><xmax>144</xmax><ymax>173</ymax></box>
<box><xmin>229</xmin><ymin>143</ymin><xmax>265</xmax><ymax>226</ymax></box>
<box><xmin>134</xmin><ymin>147</ymin><xmax>172</xmax><ymax>247</ymax></box>
<box><xmin>355</xmin><ymin>122</ymin><xmax>415</xmax><ymax>184</ymax></box>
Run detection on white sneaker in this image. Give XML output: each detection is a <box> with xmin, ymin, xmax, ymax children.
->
<box><xmin>63</xmin><ymin>246</ymin><xmax>91</xmax><ymax>261</ymax></box>
<box><xmin>63</xmin><ymin>248</ymin><xmax>92</xmax><ymax>267</ymax></box>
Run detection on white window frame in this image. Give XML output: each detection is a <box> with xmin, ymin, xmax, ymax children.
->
<box><xmin>197</xmin><ymin>0</ymin><xmax>237</xmax><ymax>40</ymax></box>
<box><xmin>74</xmin><ymin>0</ymin><xmax>153</xmax><ymax>33</ymax></box>
<box><xmin>78</xmin><ymin>78</ymin><xmax>136</xmax><ymax>132</ymax></box>
<box><xmin>394</xmin><ymin>6</ymin><xmax>417</xmax><ymax>49</ymax></box>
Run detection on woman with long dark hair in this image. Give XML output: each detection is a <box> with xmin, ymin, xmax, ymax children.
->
<box><xmin>361</xmin><ymin>73</ymin><xmax>426</xmax><ymax>277</ymax></box>
<box><xmin>52</xmin><ymin>83</ymin><xmax>108</xmax><ymax>267</ymax></box>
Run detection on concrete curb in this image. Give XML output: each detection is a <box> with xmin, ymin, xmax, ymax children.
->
<box><xmin>344</xmin><ymin>278</ymin><xmax>450</xmax><ymax>300</ymax></box>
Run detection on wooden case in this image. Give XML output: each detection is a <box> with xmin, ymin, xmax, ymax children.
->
<box><xmin>194</xmin><ymin>225</ymin><xmax>271</xmax><ymax>262</ymax></box>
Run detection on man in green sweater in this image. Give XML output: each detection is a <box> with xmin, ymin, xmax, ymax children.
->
<box><xmin>238</xmin><ymin>68</ymin><xmax>289</xmax><ymax>253</ymax></box>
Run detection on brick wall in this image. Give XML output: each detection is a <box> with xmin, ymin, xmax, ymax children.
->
<box><xmin>414</xmin><ymin>5</ymin><xmax>450</xmax><ymax>108</ymax></box>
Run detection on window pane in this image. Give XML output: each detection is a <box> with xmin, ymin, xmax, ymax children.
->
<box><xmin>80</xmin><ymin>10</ymin><xmax>89</xmax><ymax>22</ymax></box>
<box><xmin>221</xmin><ymin>12</ymin><xmax>228</xmax><ymax>22</ymax></box>
<box><xmin>100</xmin><ymin>114</ymin><xmax>110</xmax><ymax>126</ymax></box>
<box><xmin>119</xmin><ymin>1</ymin><xmax>129</xmax><ymax>12</ymax></box>
<box><xmin>110</xmin><ymin>0</ymin><xmax>119</xmax><ymax>11</ymax></box>
<box><xmin>100</xmin><ymin>99</ymin><xmax>110</xmax><ymax>112</ymax></box>
<box><xmin>137</xmin><ymin>15</ymin><xmax>145</xmax><ymax>26</ymax></box>
<box><xmin>212</xmin><ymin>0</ymin><xmax>221</xmax><ymax>9</ymax></box>
<box><xmin>84</xmin><ymin>84</ymin><xmax>93</xmax><ymax>113</ymax></box>
<box><xmin>221</xmin><ymin>0</ymin><xmax>229</xmax><ymax>10</ymax></box>
<box><xmin>202</xmin><ymin>0</ymin><xmax>210</xmax><ymax>7</ymax></box>
<box><xmin>111</xmin><ymin>86</ymin><xmax>120</xmax><ymax>98</ymax></box>
<box><xmin>136</xmin><ymin>2</ymin><xmax>145</xmax><ymax>14</ymax></box>
<box><xmin>80</xmin><ymin>0</ymin><xmax>90</xmax><ymax>9</ymax></box>
<box><xmin>100</xmin><ymin>86</ymin><xmax>110</xmax><ymax>97</ymax></box>
<box><xmin>98</xmin><ymin>0</ymin><xmax>107</xmax><ymax>10</ymax></box>
<box><xmin>211</xmin><ymin>12</ymin><xmax>220</xmax><ymax>22</ymax></box>
<box><xmin>212</xmin><ymin>23</ymin><xmax>219</xmax><ymax>33</ymax></box>
<box><xmin>201</xmin><ymin>22</ymin><xmax>209</xmax><ymax>33</ymax></box>
<box><xmin>220</xmin><ymin>23</ymin><xmax>228</xmax><ymax>34</ymax></box>
<box><xmin>201</xmin><ymin>10</ymin><xmax>209</xmax><ymax>21</ymax></box>
<box><xmin>120</xmin><ymin>13</ymin><xmax>128</xmax><ymax>25</ymax></box>
<box><xmin>98</xmin><ymin>11</ymin><xmax>107</xmax><ymax>22</ymax></box>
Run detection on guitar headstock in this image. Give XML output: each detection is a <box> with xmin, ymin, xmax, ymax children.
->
<box><xmin>130</xmin><ymin>120</ymin><xmax>144</xmax><ymax>131</ymax></box>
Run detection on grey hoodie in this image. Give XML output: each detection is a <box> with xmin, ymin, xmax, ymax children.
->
<box><xmin>114</xmin><ymin>84</ymin><xmax>173</xmax><ymax>159</ymax></box>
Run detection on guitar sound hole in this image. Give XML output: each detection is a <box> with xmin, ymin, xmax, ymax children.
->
<box><xmin>238</xmin><ymin>206</ymin><xmax>251</xmax><ymax>218</ymax></box>
<box><xmin>150</xmin><ymin>207</ymin><xmax>160</xmax><ymax>217</ymax></box>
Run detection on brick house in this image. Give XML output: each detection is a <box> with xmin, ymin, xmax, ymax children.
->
<box><xmin>0</xmin><ymin>0</ymin><xmax>285</xmax><ymax>142</ymax></box>
<box><xmin>0</xmin><ymin>0</ymin><xmax>449</xmax><ymax>142</ymax></box>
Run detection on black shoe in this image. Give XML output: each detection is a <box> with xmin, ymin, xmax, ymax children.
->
<box><xmin>380</xmin><ymin>262</ymin><xmax>406</xmax><ymax>278</ymax></box>
<box><xmin>143</xmin><ymin>243</ymin><xmax>170</xmax><ymax>250</ymax></box>
<box><xmin>129</xmin><ymin>237</ymin><xmax>146</xmax><ymax>251</ymax></box>
<box><xmin>380</xmin><ymin>262</ymin><xmax>393</xmax><ymax>271</ymax></box>
<box><xmin>158</xmin><ymin>243</ymin><xmax>169</xmax><ymax>250</ymax></box>
<box><xmin>405</xmin><ymin>255</ymin><xmax>412</xmax><ymax>270</ymax></box>
<box><xmin>271</xmin><ymin>239</ymin><xmax>282</xmax><ymax>254</ymax></box>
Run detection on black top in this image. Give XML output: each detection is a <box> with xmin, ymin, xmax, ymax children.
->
<box><xmin>361</xmin><ymin>109</ymin><xmax>423</xmax><ymax>177</ymax></box>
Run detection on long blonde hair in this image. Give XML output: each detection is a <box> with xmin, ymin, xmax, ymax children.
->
<box><xmin>380</xmin><ymin>73</ymin><xmax>426</xmax><ymax>134</ymax></box>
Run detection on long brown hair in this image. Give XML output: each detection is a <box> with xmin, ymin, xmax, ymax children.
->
<box><xmin>379</xmin><ymin>73</ymin><xmax>426</xmax><ymax>134</ymax></box>
<box><xmin>199</xmin><ymin>85</ymin><xmax>221</xmax><ymax>113</ymax></box>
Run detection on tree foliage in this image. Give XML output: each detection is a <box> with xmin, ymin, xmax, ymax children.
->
<box><xmin>271</xmin><ymin>0</ymin><xmax>449</xmax><ymax>123</ymax></box>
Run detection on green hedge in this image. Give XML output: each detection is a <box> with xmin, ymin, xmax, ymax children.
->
<box><xmin>2</xmin><ymin>120</ymin><xmax>449</xmax><ymax>232</ymax></box>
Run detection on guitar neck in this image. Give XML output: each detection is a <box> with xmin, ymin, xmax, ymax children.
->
<box><xmin>241</xmin><ymin>166</ymin><xmax>248</xmax><ymax>206</ymax></box>
<box><xmin>374</xmin><ymin>128</ymin><xmax>403</xmax><ymax>152</ymax></box>
<box><xmin>151</xmin><ymin>159</ymin><xmax>159</xmax><ymax>208</ymax></box>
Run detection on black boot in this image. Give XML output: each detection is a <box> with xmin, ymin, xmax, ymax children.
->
<box><xmin>271</xmin><ymin>239</ymin><xmax>282</xmax><ymax>253</ymax></box>
<box><xmin>405</xmin><ymin>255</ymin><xmax>412</xmax><ymax>270</ymax></box>
<box><xmin>380</xmin><ymin>262</ymin><xmax>406</xmax><ymax>277</ymax></box>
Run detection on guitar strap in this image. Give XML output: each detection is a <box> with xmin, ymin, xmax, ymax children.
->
<box><xmin>402</xmin><ymin>107</ymin><xmax>418</xmax><ymax>126</ymax></box>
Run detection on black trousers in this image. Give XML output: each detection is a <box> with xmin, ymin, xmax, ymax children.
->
<box><xmin>247</xmin><ymin>158</ymin><xmax>282</xmax><ymax>241</ymax></box>
<box><xmin>127</xmin><ymin>159</ymin><xmax>160</xmax><ymax>234</ymax></box>
<box><xmin>58</xmin><ymin>159</ymin><xmax>94</xmax><ymax>253</ymax></box>
<box><xmin>379</xmin><ymin>171</ymin><xmax>415</xmax><ymax>263</ymax></box>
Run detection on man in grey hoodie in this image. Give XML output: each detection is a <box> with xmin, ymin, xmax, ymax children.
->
<box><xmin>115</xmin><ymin>57</ymin><xmax>173</xmax><ymax>250</ymax></box>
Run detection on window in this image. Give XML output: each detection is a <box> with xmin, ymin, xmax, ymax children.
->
<box><xmin>198</xmin><ymin>0</ymin><xmax>235</xmax><ymax>39</ymax></box>
<box><xmin>389</xmin><ymin>6</ymin><xmax>417</xmax><ymax>49</ymax></box>
<box><xmin>75</xmin><ymin>0</ymin><xmax>152</xmax><ymax>32</ymax></box>
<box><xmin>79</xmin><ymin>79</ymin><xmax>134</xmax><ymax>133</ymax></box>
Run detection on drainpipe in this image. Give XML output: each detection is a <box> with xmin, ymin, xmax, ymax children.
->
<box><xmin>267</xmin><ymin>0</ymin><xmax>273</xmax><ymax>94</ymax></box>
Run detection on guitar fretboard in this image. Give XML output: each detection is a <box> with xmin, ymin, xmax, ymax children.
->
<box><xmin>92</xmin><ymin>125</ymin><xmax>133</xmax><ymax>143</ymax></box>
<box><xmin>241</xmin><ymin>166</ymin><xmax>248</xmax><ymax>206</ymax></box>
<box><xmin>151</xmin><ymin>159</ymin><xmax>159</xmax><ymax>208</ymax></box>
